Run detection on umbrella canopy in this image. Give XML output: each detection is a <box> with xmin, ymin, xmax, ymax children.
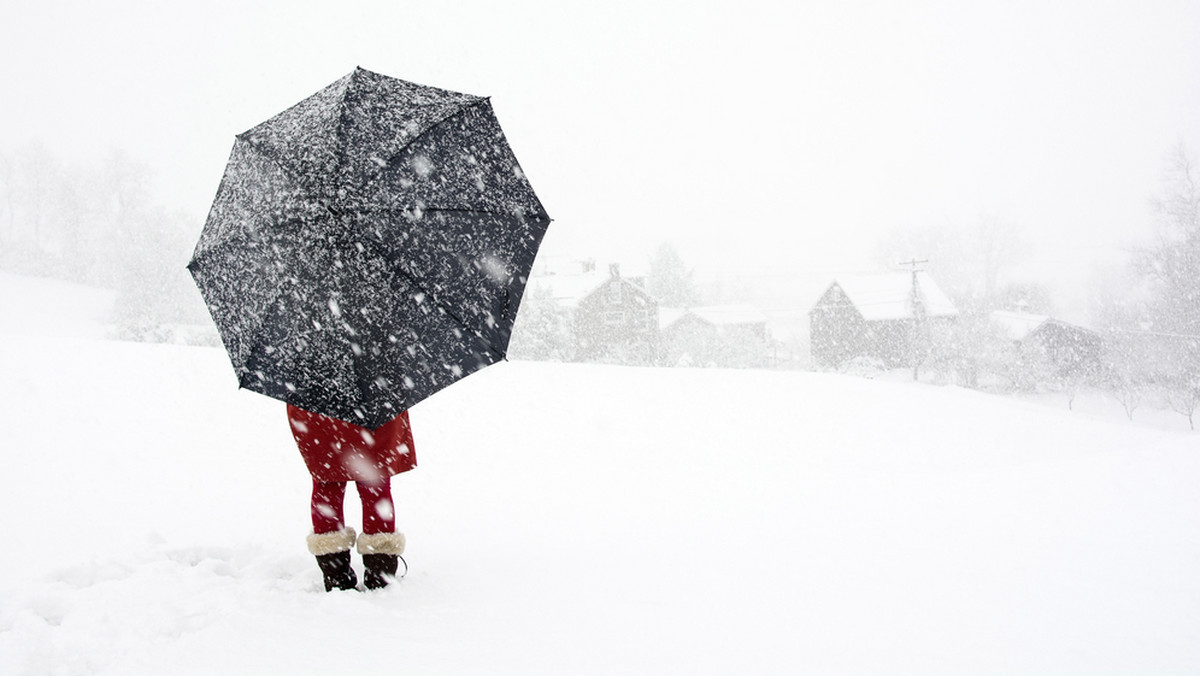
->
<box><xmin>188</xmin><ymin>67</ymin><xmax>551</xmax><ymax>428</ymax></box>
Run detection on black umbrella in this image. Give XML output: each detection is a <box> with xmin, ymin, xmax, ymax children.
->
<box><xmin>188</xmin><ymin>67</ymin><xmax>551</xmax><ymax>428</ymax></box>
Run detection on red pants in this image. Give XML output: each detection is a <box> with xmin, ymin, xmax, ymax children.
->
<box><xmin>311</xmin><ymin>479</ymin><xmax>395</xmax><ymax>535</ymax></box>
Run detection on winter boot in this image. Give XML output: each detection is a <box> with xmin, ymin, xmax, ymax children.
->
<box><xmin>307</xmin><ymin>527</ymin><xmax>358</xmax><ymax>592</ymax></box>
<box><xmin>357</xmin><ymin>531</ymin><xmax>406</xmax><ymax>590</ymax></box>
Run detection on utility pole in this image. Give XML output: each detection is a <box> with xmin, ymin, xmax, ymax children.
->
<box><xmin>899</xmin><ymin>258</ymin><xmax>929</xmax><ymax>381</ymax></box>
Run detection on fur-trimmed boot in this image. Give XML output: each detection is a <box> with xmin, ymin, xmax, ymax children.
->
<box><xmin>307</xmin><ymin>527</ymin><xmax>358</xmax><ymax>592</ymax></box>
<box><xmin>357</xmin><ymin>531</ymin><xmax>406</xmax><ymax>590</ymax></box>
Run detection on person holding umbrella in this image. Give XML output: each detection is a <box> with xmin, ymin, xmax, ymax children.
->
<box><xmin>288</xmin><ymin>403</ymin><xmax>415</xmax><ymax>591</ymax></box>
<box><xmin>189</xmin><ymin>67</ymin><xmax>551</xmax><ymax>592</ymax></box>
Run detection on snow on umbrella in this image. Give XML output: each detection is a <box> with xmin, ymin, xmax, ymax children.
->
<box><xmin>188</xmin><ymin>67</ymin><xmax>551</xmax><ymax>428</ymax></box>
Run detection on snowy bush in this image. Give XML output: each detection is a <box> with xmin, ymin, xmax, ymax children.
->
<box><xmin>838</xmin><ymin>355</ymin><xmax>887</xmax><ymax>379</ymax></box>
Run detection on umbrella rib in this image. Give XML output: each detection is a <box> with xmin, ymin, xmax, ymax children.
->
<box><xmin>422</xmin><ymin>207</ymin><xmax>522</xmax><ymax>218</ymax></box>
<box><xmin>188</xmin><ymin>236</ymin><xmax>286</xmax><ymax>379</ymax></box>
<box><xmin>357</xmin><ymin>98</ymin><xmax>489</xmax><ymax>195</ymax></box>
<box><xmin>361</xmin><ymin>206</ymin><xmax>513</xmax><ymax>217</ymax></box>
<box><xmin>197</xmin><ymin>219</ymin><xmax>337</xmax><ymax>376</ymax></box>
<box><xmin>342</xmin><ymin>206</ymin><xmax>519</xmax><ymax>220</ymax></box>
<box><xmin>236</xmin><ymin>277</ymin><xmax>294</xmax><ymax>389</ymax></box>
<box><xmin>243</xmin><ymin>102</ymin><xmax>494</xmax><ymax>218</ymax></box>
<box><xmin>354</xmin><ymin>235</ymin><xmax>510</xmax><ymax>359</ymax></box>
<box><xmin>397</xmin><ymin>265</ymin><xmax>506</xmax><ymax>358</ymax></box>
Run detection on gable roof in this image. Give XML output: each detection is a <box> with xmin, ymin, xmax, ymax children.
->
<box><xmin>531</xmin><ymin>271</ymin><xmax>652</xmax><ymax>309</ymax></box>
<box><xmin>990</xmin><ymin>310</ymin><xmax>1099</xmax><ymax>342</ymax></box>
<box><xmin>533</xmin><ymin>271</ymin><xmax>609</xmax><ymax>308</ymax></box>
<box><xmin>990</xmin><ymin>310</ymin><xmax>1050</xmax><ymax>342</ymax></box>
<box><xmin>661</xmin><ymin>305</ymin><xmax>768</xmax><ymax>330</ymax></box>
<box><xmin>659</xmin><ymin>306</ymin><xmax>688</xmax><ymax>330</ymax></box>
<box><xmin>818</xmin><ymin>272</ymin><xmax>958</xmax><ymax>321</ymax></box>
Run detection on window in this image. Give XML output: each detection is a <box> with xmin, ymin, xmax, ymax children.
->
<box><xmin>606</xmin><ymin>281</ymin><xmax>623</xmax><ymax>304</ymax></box>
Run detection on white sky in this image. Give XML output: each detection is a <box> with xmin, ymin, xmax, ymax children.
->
<box><xmin>3</xmin><ymin>0</ymin><xmax>1199</xmax><ymax>312</ymax></box>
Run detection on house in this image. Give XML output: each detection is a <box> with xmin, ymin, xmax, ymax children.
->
<box><xmin>660</xmin><ymin>304</ymin><xmax>769</xmax><ymax>368</ymax></box>
<box><xmin>528</xmin><ymin>261</ymin><xmax>660</xmax><ymax>364</ymax></box>
<box><xmin>989</xmin><ymin>310</ymin><xmax>1103</xmax><ymax>381</ymax></box>
<box><xmin>809</xmin><ymin>272</ymin><xmax>958</xmax><ymax>368</ymax></box>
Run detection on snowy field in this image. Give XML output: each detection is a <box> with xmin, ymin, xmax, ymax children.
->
<box><xmin>2</xmin><ymin>278</ymin><xmax>1199</xmax><ymax>674</ymax></box>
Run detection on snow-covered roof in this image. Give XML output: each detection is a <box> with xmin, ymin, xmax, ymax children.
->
<box><xmin>823</xmin><ymin>272</ymin><xmax>958</xmax><ymax>321</ymax></box>
<box><xmin>990</xmin><ymin>310</ymin><xmax>1098</xmax><ymax>343</ymax></box>
<box><xmin>989</xmin><ymin>310</ymin><xmax>1049</xmax><ymax>342</ymax></box>
<box><xmin>660</xmin><ymin>305</ymin><xmax>767</xmax><ymax>331</ymax></box>
<box><xmin>531</xmin><ymin>271</ymin><xmax>609</xmax><ymax>308</ymax></box>
<box><xmin>530</xmin><ymin>269</ymin><xmax>650</xmax><ymax>309</ymax></box>
<box><xmin>658</xmin><ymin>306</ymin><xmax>688</xmax><ymax>330</ymax></box>
<box><xmin>662</xmin><ymin>304</ymin><xmax>768</xmax><ymax>329</ymax></box>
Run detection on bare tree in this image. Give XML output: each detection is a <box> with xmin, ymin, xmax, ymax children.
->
<box><xmin>0</xmin><ymin>149</ymin><xmax>15</xmax><ymax>243</ymax></box>
<box><xmin>975</xmin><ymin>212</ymin><xmax>1030</xmax><ymax>301</ymax></box>
<box><xmin>1166</xmin><ymin>382</ymin><xmax>1200</xmax><ymax>430</ymax></box>
<box><xmin>994</xmin><ymin>280</ymin><xmax>1055</xmax><ymax>313</ymax></box>
<box><xmin>110</xmin><ymin>205</ymin><xmax>206</xmax><ymax>342</ymax></box>
<box><xmin>1113</xmin><ymin>385</ymin><xmax>1142</xmax><ymax>421</ymax></box>
<box><xmin>9</xmin><ymin>143</ymin><xmax>60</xmax><ymax>263</ymax></box>
<box><xmin>507</xmin><ymin>284</ymin><xmax>573</xmax><ymax>362</ymax></box>
<box><xmin>875</xmin><ymin>213</ymin><xmax>1028</xmax><ymax>309</ymax></box>
<box><xmin>1136</xmin><ymin>142</ymin><xmax>1200</xmax><ymax>337</ymax></box>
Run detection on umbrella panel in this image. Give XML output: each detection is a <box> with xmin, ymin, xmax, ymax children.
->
<box><xmin>194</xmin><ymin>138</ymin><xmax>329</xmax><ymax>261</ymax></box>
<box><xmin>231</xmin><ymin>215</ymin><xmax>505</xmax><ymax>427</ymax></box>
<box><xmin>361</xmin><ymin>99</ymin><xmax>546</xmax><ymax>219</ymax></box>
<box><xmin>243</xmin><ymin>68</ymin><xmax>482</xmax><ymax>201</ymax></box>
<box><xmin>364</xmin><ymin>209</ymin><xmax>545</xmax><ymax>353</ymax></box>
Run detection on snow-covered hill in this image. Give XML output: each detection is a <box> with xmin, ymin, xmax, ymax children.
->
<box><xmin>1</xmin><ymin>289</ymin><xmax>1198</xmax><ymax>673</ymax></box>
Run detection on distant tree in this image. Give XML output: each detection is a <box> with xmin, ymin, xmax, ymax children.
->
<box><xmin>1</xmin><ymin>143</ymin><xmax>210</xmax><ymax>342</ymax></box>
<box><xmin>1009</xmin><ymin>338</ymin><xmax>1058</xmax><ymax>393</ymax></box>
<box><xmin>507</xmin><ymin>284</ymin><xmax>573</xmax><ymax>361</ymax></box>
<box><xmin>929</xmin><ymin>307</ymin><xmax>1041</xmax><ymax>391</ymax></box>
<box><xmin>974</xmin><ymin>212</ymin><xmax>1030</xmax><ymax>302</ymax></box>
<box><xmin>0</xmin><ymin>149</ymin><xmax>14</xmax><ymax>243</ymax></box>
<box><xmin>1100</xmin><ymin>330</ymin><xmax>1146</xmax><ymax>421</ymax></box>
<box><xmin>1</xmin><ymin>143</ymin><xmax>62</xmax><ymax>272</ymax></box>
<box><xmin>1088</xmin><ymin>264</ymin><xmax>1149</xmax><ymax>334</ymax></box>
<box><xmin>1165</xmin><ymin>377</ymin><xmax>1200</xmax><ymax>430</ymax></box>
<box><xmin>875</xmin><ymin>214</ymin><xmax>1028</xmax><ymax>309</ymax></box>
<box><xmin>662</xmin><ymin>321</ymin><xmax>766</xmax><ymax>369</ymax></box>
<box><xmin>110</xmin><ymin>207</ymin><xmax>206</xmax><ymax>342</ymax></box>
<box><xmin>1110</xmin><ymin>375</ymin><xmax>1143</xmax><ymax>421</ymax></box>
<box><xmin>95</xmin><ymin>150</ymin><xmax>157</xmax><ymax>286</ymax></box>
<box><xmin>875</xmin><ymin>225</ymin><xmax>970</xmax><ymax>300</ymax></box>
<box><xmin>1103</xmin><ymin>143</ymin><xmax>1200</xmax><ymax>418</ymax></box>
<box><xmin>925</xmin><ymin>309</ymin><xmax>979</xmax><ymax>386</ymax></box>
<box><xmin>646</xmin><ymin>242</ymin><xmax>700</xmax><ymax>307</ymax></box>
<box><xmin>1135</xmin><ymin>142</ymin><xmax>1200</xmax><ymax>338</ymax></box>
<box><xmin>993</xmin><ymin>281</ymin><xmax>1055</xmax><ymax>314</ymax></box>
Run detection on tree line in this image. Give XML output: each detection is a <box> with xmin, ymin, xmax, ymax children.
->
<box><xmin>0</xmin><ymin>143</ymin><xmax>208</xmax><ymax>341</ymax></box>
<box><xmin>877</xmin><ymin>143</ymin><xmax>1200</xmax><ymax>425</ymax></box>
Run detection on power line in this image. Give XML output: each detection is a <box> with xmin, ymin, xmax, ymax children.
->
<box><xmin>1105</xmin><ymin>326</ymin><xmax>1200</xmax><ymax>340</ymax></box>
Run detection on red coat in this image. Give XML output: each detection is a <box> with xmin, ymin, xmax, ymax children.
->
<box><xmin>287</xmin><ymin>404</ymin><xmax>417</xmax><ymax>483</ymax></box>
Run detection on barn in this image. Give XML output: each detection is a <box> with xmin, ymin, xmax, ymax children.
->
<box><xmin>990</xmin><ymin>310</ymin><xmax>1104</xmax><ymax>381</ymax></box>
<box><xmin>660</xmin><ymin>304</ymin><xmax>769</xmax><ymax>368</ymax></box>
<box><xmin>530</xmin><ymin>262</ymin><xmax>660</xmax><ymax>364</ymax></box>
<box><xmin>809</xmin><ymin>272</ymin><xmax>958</xmax><ymax>369</ymax></box>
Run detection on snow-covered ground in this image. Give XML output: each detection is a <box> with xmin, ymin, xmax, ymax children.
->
<box><xmin>2</xmin><ymin>278</ymin><xmax>1199</xmax><ymax>674</ymax></box>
